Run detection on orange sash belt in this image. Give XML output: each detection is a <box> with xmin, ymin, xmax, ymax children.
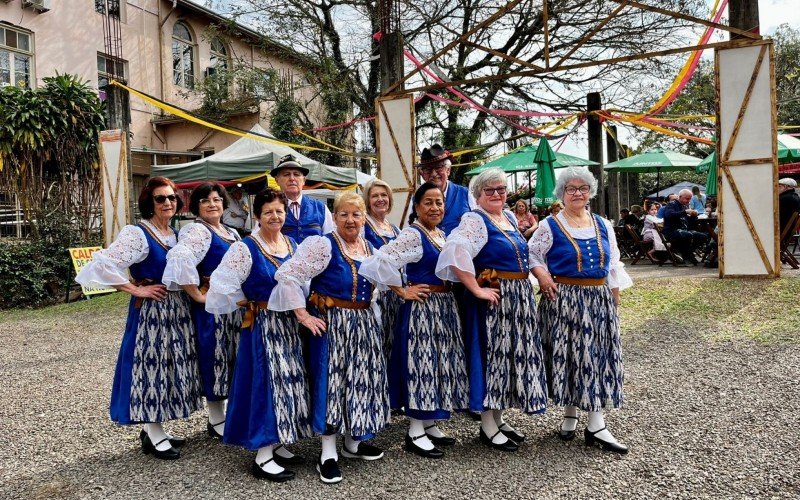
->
<box><xmin>408</xmin><ymin>282</ymin><xmax>452</xmax><ymax>293</ymax></box>
<box><xmin>309</xmin><ymin>292</ymin><xmax>370</xmax><ymax>314</ymax></box>
<box><xmin>131</xmin><ymin>278</ymin><xmax>155</xmax><ymax>309</ymax></box>
<box><xmin>236</xmin><ymin>300</ymin><xmax>269</xmax><ymax>329</ymax></box>
<box><xmin>199</xmin><ymin>276</ymin><xmax>210</xmax><ymax>295</ymax></box>
<box><xmin>477</xmin><ymin>269</ymin><xmax>529</xmax><ymax>289</ymax></box>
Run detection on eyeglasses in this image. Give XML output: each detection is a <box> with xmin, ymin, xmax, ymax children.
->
<box><xmin>199</xmin><ymin>197</ymin><xmax>224</xmax><ymax>206</ymax></box>
<box><xmin>153</xmin><ymin>194</ymin><xmax>178</xmax><ymax>204</ymax></box>
<box><xmin>420</xmin><ymin>165</ymin><xmax>448</xmax><ymax>174</ymax></box>
<box><xmin>336</xmin><ymin>211</ymin><xmax>364</xmax><ymax>219</ymax></box>
<box><xmin>565</xmin><ymin>185</ymin><xmax>590</xmax><ymax>195</ymax></box>
<box><xmin>482</xmin><ymin>187</ymin><xmax>507</xmax><ymax>196</ymax></box>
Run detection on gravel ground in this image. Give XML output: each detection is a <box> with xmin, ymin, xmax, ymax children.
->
<box><xmin>2</xmin><ymin>274</ymin><xmax>800</xmax><ymax>499</ymax></box>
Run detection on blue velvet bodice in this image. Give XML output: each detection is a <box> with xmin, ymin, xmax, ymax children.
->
<box><xmin>545</xmin><ymin>214</ymin><xmax>610</xmax><ymax>279</ymax></box>
<box><xmin>472</xmin><ymin>211</ymin><xmax>529</xmax><ymax>273</ymax></box>
<box><xmin>241</xmin><ymin>236</ymin><xmax>297</xmax><ymax>302</ymax></box>
<box><xmin>197</xmin><ymin>223</ymin><xmax>237</xmax><ymax>278</ymax></box>
<box><xmin>406</xmin><ymin>225</ymin><xmax>444</xmax><ymax>286</ymax></box>
<box><xmin>129</xmin><ymin>223</ymin><xmax>176</xmax><ymax>282</ymax></box>
<box><xmin>364</xmin><ymin>218</ymin><xmax>399</xmax><ymax>249</ymax></box>
<box><xmin>310</xmin><ymin>234</ymin><xmax>374</xmax><ymax>302</ymax></box>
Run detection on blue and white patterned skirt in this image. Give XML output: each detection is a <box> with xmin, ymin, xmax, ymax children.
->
<box><xmin>537</xmin><ymin>283</ymin><xmax>624</xmax><ymax>411</ymax></box>
<box><xmin>193</xmin><ymin>305</ymin><xmax>242</xmax><ymax>401</ymax></box>
<box><xmin>464</xmin><ymin>278</ymin><xmax>548</xmax><ymax>414</ymax></box>
<box><xmin>224</xmin><ymin>310</ymin><xmax>312</xmax><ymax>449</ymax></box>
<box><xmin>377</xmin><ymin>289</ymin><xmax>404</xmax><ymax>365</ymax></box>
<box><xmin>307</xmin><ymin>307</ymin><xmax>390</xmax><ymax>439</ymax></box>
<box><xmin>110</xmin><ymin>291</ymin><xmax>203</xmax><ymax>424</ymax></box>
<box><xmin>390</xmin><ymin>292</ymin><xmax>469</xmax><ymax>420</ymax></box>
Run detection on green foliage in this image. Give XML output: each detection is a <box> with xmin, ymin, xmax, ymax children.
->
<box><xmin>0</xmin><ymin>210</ymin><xmax>100</xmax><ymax>309</ymax></box>
<box><xmin>773</xmin><ymin>24</ymin><xmax>800</xmax><ymax>127</ymax></box>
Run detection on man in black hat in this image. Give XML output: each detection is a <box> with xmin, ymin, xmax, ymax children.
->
<box><xmin>414</xmin><ymin>144</ymin><xmax>476</xmax><ymax>235</ymax></box>
<box><xmin>271</xmin><ymin>154</ymin><xmax>334</xmax><ymax>243</ymax></box>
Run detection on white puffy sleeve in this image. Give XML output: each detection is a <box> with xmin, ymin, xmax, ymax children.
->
<box><xmin>528</xmin><ymin>218</ymin><xmax>554</xmax><ymax>270</ymax></box>
<box><xmin>435</xmin><ymin>212</ymin><xmax>488</xmax><ymax>282</ymax></box>
<box><xmin>322</xmin><ymin>206</ymin><xmax>335</xmax><ymax>234</ymax></box>
<box><xmin>205</xmin><ymin>241</ymin><xmax>252</xmax><ymax>315</ymax></box>
<box><xmin>604</xmin><ymin>219</ymin><xmax>633</xmax><ymax>290</ymax></box>
<box><xmin>268</xmin><ymin>235</ymin><xmax>332</xmax><ymax>311</ymax></box>
<box><xmin>162</xmin><ymin>223</ymin><xmax>211</xmax><ymax>290</ymax></box>
<box><xmin>75</xmin><ymin>225</ymin><xmax>147</xmax><ymax>287</ymax></box>
<box><xmin>359</xmin><ymin>227</ymin><xmax>422</xmax><ymax>289</ymax></box>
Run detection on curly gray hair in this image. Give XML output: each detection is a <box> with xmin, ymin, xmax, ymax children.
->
<box><xmin>469</xmin><ymin>167</ymin><xmax>507</xmax><ymax>199</ymax></box>
<box><xmin>554</xmin><ymin>167</ymin><xmax>598</xmax><ymax>201</ymax></box>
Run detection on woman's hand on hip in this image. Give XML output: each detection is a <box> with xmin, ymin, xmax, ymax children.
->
<box><xmin>132</xmin><ymin>284</ymin><xmax>168</xmax><ymax>301</ymax></box>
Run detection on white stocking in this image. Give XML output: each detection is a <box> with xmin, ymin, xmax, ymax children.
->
<box><xmin>480</xmin><ymin>410</ymin><xmax>508</xmax><ymax>444</ymax></box>
<box><xmin>422</xmin><ymin>419</ymin><xmax>446</xmax><ymax>438</ymax></box>
<box><xmin>274</xmin><ymin>444</ymin><xmax>296</xmax><ymax>459</ymax></box>
<box><xmin>321</xmin><ymin>434</ymin><xmax>338</xmax><ymax>462</ymax></box>
<box><xmin>144</xmin><ymin>423</ymin><xmax>171</xmax><ymax>452</ymax></box>
<box><xmin>587</xmin><ymin>411</ymin><xmax>620</xmax><ymax>443</ymax></box>
<box><xmin>409</xmin><ymin>418</ymin><xmax>434</xmax><ymax>450</ymax></box>
<box><xmin>255</xmin><ymin>445</ymin><xmax>284</xmax><ymax>474</ymax></box>
<box><xmin>207</xmin><ymin>400</ymin><xmax>226</xmax><ymax>435</ymax></box>
<box><xmin>562</xmin><ymin>405</ymin><xmax>578</xmax><ymax>432</ymax></box>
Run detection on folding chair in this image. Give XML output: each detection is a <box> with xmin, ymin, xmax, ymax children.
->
<box><xmin>654</xmin><ymin>224</ymin><xmax>682</xmax><ymax>267</ymax></box>
<box><xmin>613</xmin><ymin>226</ymin><xmax>634</xmax><ymax>258</ymax></box>
<box><xmin>625</xmin><ymin>225</ymin><xmax>657</xmax><ymax>265</ymax></box>
<box><xmin>779</xmin><ymin>212</ymin><xmax>800</xmax><ymax>269</ymax></box>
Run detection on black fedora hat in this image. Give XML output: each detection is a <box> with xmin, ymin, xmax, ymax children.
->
<box><xmin>270</xmin><ymin>154</ymin><xmax>310</xmax><ymax>177</ymax></box>
<box><xmin>417</xmin><ymin>144</ymin><xmax>454</xmax><ymax>168</ymax></box>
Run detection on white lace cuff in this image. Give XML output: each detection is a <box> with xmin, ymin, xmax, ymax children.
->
<box><xmin>268</xmin><ymin>280</ymin><xmax>308</xmax><ymax>311</ymax></box>
<box><xmin>75</xmin><ymin>254</ymin><xmax>131</xmax><ymax>287</ymax></box>
<box><xmin>435</xmin><ymin>242</ymin><xmax>476</xmax><ymax>282</ymax></box>
<box><xmin>162</xmin><ymin>257</ymin><xmax>201</xmax><ymax>291</ymax></box>
<box><xmin>359</xmin><ymin>250</ymin><xmax>404</xmax><ymax>290</ymax></box>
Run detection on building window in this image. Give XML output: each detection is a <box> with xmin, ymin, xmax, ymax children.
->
<box><xmin>97</xmin><ymin>53</ymin><xmax>127</xmax><ymax>95</ymax></box>
<box><xmin>172</xmin><ymin>22</ymin><xmax>195</xmax><ymax>89</ymax></box>
<box><xmin>0</xmin><ymin>25</ymin><xmax>33</xmax><ymax>89</ymax></box>
<box><xmin>95</xmin><ymin>1</ymin><xmax>125</xmax><ymax>21</ymax></box>
<box><xmin>209</xmin><ymin>38</ymin><xmax>228</xmax><ymax>73</ymax></box>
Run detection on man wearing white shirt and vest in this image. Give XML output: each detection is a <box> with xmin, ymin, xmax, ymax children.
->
<box><xmin>415</xmin><ymin>144</ymin><xmax>476</xmax><ymax>235</ymax></box>
<box><xmin>271</xmin><ymin>154</ymin><xmax>334</xmax><ymax>242</ymax></box>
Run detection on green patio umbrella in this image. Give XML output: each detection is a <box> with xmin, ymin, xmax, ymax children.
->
<box><xmin>465</xmin><ymin>143</ymin><xmax>598</xmax><ymax>176</ymax></box>
<box><xmin>604</xmin><ymin>147</ymin><xmax>701</xmax><ymax>193</ymax></box>
<box><xmin>705</xmin><ymin>163</ymin><xmax>718</xmax><ymax>196</ymax></box>
<box><xmin>696</xmin><ymin>134</ymin><xmax>800</xmax><ymax>173</ymax></box>
<box><xmin>532</xmin><ymin>138</ymin><xmax>558</xmax><ymax>208</ymax></box>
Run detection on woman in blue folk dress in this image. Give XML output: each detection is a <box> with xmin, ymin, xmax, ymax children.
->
<box><xmin>435</xmin><ymin>168</ymin><xmax>548</xmax><ymax>453</ymax></box>
<box><xmin>529</xmin><ymin>167</ymin><xmax>632</xmax><ymax>455</ymax></box>
<box><xmin>205</xmin><ymin>188</ymin><xmax>312</xmax><ymax>481</ymax></box>
<box><xmin>76</xmin><ymin>176</ymin><xmax>202</xmax><ymax>460</ymax></box>
<box><xmin>360</xmin><ymin>182</ymin><xmax>468</xmax><ymax>459</ymax></box>
<box><xmin>362</xmin><ymin>178</ymin><xmax>403</xmax><ymax>363</ymax></box>
<box><xmin>163</xmin><ymin>182</ymin><xmax>241</xmax><ymax>439</ymax></box>
<box><xmin>269</xmin><ymin>191</ymin><xmax>389</xmax><ymax>485</ymax></box>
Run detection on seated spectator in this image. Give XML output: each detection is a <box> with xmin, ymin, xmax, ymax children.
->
<box><xmin>512</xmin><ymin>199</ymin><xmax>539</xmax><ymax>239</ymax></box>
<box><xmin>778</xmin><ymin>178</ymin><xmax>800</xmax><ymax>234</ymax></box>
<box><xmin>548</xmin><ymin>200</ymin><xmax>564</xmax><ymax>216</ymax></box>
<box><xmin>689</xmin><ymin>186</ymin><xmax>706</xmax><ymax>213</ymax></box>
<box><xmin>662</xmin><ymin>189</ymin><xmax>709</xmax><ymax>265</ymax></box>
<box><xmin>657</xmin><ymin>194</ymin><xmax>677</xmax><ymax>218</ymax></box>
<box><xmin>618</xmin><ymin>208</ymin><xmax>639</xmax><ymax>227</ymax></box>
<box><xmin>641</xmin><ymin>202</ymin><xmax>667</xmax><ymax>262</ymax></box>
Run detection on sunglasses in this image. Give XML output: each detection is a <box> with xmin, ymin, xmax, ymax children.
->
<box><xmin>153</xmin><ymin>194</ymin><xmax>178</xmax><ymax>204</ymax></box>
<box><xmin>482</xmin><ymin>187</ymin><xmax>507</xmax><ymax>196</ymax></box>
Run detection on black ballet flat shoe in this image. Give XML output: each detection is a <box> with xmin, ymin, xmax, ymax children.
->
<box><xmin>251</xmin><ymin>459</ymin><xmax>295</xmax><ymax>482</ymax></box>
<box><xmin>584</xmin><ymin>427</ymin><xmax>629</xmax><ymax>455</ymax></box>
<box><xmin>405</xmin><ymin>434</ymin><xmax>445</xmax><ymax>459</ymax></box>
<box><xmin>207</xmin><ymin>420</ymin><xmax>224</xmax><ymax>440</ymax></box>
<box><xmin>341</xmin><ymin>441</ymin><xmax>384</xmax><ymax>461</ymax></box>
<box><xmin>559</xmin><ymin>416</ymin><xmax>579</xmax><ymax>442</ymax></box>
<box><xmin>140</xmin><ymin>432</ymin><xmax>180</xmax><ymax>460</ymax></box>
<box><xmin>140</xmin><ymin>429</ymin><xmax>185</xmax><ymax>448</ymax></box>
<box><xmin>499</xmin><ymin>423</ymin><xmax>525</xmax><ymax>443</ymax></box>
<box><xmin>317</xmin><ymin>456</ymin><xmax>343</xmax><ymax>484</ymax></box>
<box><xmin>425</xmin><ymin>424</ymin><xmax>456</xmax><ymax>446</ymax></box>
<box><xmin>479</xmin><ymin>427</ymin><xmax>518</xmax><ymax>452</ymax></box>
<box><xmin>467</xmin><ymin>411</ymin><xmax>482</xmax><ymax>422</ymax></box>
<box><xmin>273</xmin><ymin>445</ymin><xmax>305</xmax><ymax>467</ymax></box>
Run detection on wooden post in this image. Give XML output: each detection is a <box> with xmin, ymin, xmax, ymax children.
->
<box><xmin>587</xmin><ymin>92</ymin><xmax>605</xmax><ymax>214</ymax></box>
<box><xmin>379</xmin><ymin>31</ymin><xmax>404</xmax><ymax>95</ymax></box>
<box><xmin>728</xmin><ymin>0</ymin><xmax>760</xmax><ymax>39</ymax></box>
<box><xmin>606</xmin><ymin>125</ymin><xmax>620</xmax><ymax>219</ymax></box>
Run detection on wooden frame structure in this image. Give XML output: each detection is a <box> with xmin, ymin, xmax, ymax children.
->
<box><xmin>99</xmin><ymin>129</ymin><xmax>130</xmax><ymax>247</ymax></box>
<box><xmin>375</xmin><ymin>95</ymin><xmax>416</xmax><ymax>227</ymax></box>
<box><xmin>377</xmin><ymin>0</ymin><xmax>777</xmax><ymax>278</ymax></box>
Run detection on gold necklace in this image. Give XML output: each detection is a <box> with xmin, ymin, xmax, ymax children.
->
<box><xmin>342</xmin><ymin>236</ymin><xmax>366</xmax><ymax>256</ymax></box>
<box><xmin>260</xmin><ymin>233</ymin><xmax>287</xmax><ymax>255</ymax></box>
<box><xmin>563</xmin><ymin>210</ymin><xmax>591</xmax><ymax>228</ymax></box>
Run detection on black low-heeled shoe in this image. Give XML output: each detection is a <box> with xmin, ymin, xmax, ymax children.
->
<box><xmin>251</xmin><ymin>458</ymin><xmax>295</xmax><ymax>482</ymax></box>
<box><xmin>498</xmin><ymin>423</ymin><xmax>525</xmax><ymax>443</ymax></box>
<box><xmin>405</xmin><ymin>434</ymin><xmax>445</xmax><ymax>459</ymax></box>
<box><xmin>140</xmin><ymin>432</ymin><xmax>180</xmax><ymax>460</ymax></box>
<box><xmin>584</xmin><ymin>427</ymin><xmax>629</xmax><ymax>455</ymax></box>
<box><xmin>559</xmin><ymin>415</ymin><xmax>579</xmax><ymax>441</ymax></box>
<box><xmin>479</xmin><ymin>427</ymin><xmax>518</xmax><ymax>452</ymax></box>
<box><xmin>425</xmin><ymin>424</ymin><xmax>456</xmax><ymax>446</ymax></box>
<box><xmin>273</xmin><ymin>445</ymin><xmax>305</xmax><ymax>467</ymax></box>
<box><xmin>207</xmin><ymin>420</ymin><xmax>224</xmax><ymax>440</ymax></box>
<box><xmin>140</xmin><ymin>429</ymin><xmax>185</xmax><ymax>448</ymax></box>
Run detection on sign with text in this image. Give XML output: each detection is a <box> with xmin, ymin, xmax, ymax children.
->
<box><xmin>69</xmin><ymin>247</ymin><xmax>115</xmax><ymax>296</ymax></box>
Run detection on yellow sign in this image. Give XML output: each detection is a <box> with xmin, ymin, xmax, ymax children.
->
<box><xmin>69</xmin><ymin>247</ymin><xmax>115</xmax><ymax>296</ymax></box>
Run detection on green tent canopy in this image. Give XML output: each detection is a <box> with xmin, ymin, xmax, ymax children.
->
<box><xmin>151</xmin><ymin>124</ymin><xmax>361</xmax><ymax>186</ymax></box>
<box><xmin>696</xmin><ymin>134</ymin><xmax>800</xmax><ymax>174</ymax></box>
<box><xmin>465</xmin><ymin>143</ymin><xmax>598</xmax><ymax>176</ymax></box>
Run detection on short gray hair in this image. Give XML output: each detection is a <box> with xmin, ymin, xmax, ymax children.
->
<box><xmin>554</xmin><ymin>167</ymin><xmax>598</xmax><ymax>201</ymax></box>
<box><xmin>470</xmin><ymin>167</ymin><xmax>507</xmax><ymax>199</ymax></box>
